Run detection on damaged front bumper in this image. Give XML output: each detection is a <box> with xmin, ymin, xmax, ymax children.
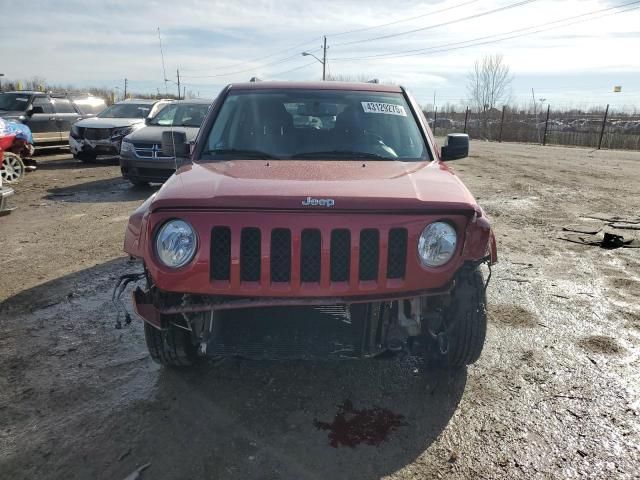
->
<box><xmin>0</xmin><ymin>185</ymin><xmax>15</xmax><ymax>214</ymax></box>
<box><xmin>130</xmin><ymin>283</ymin><xmax>455</xmax><ymax>330</ymax></box>
<box><xmin>123</xmin><ymin>257</ymin><xmax>491</xmax><ymax>360</ymax></box>
<box><xmin>69</xmin><ymin>135</ymin><xmax>122</xmax><ymax>160</ymax></box>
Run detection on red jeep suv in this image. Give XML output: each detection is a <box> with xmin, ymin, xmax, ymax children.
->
<box><xmin>123</xmin><ymin>81</ymin><xmax>497</xmax><ymax>368</ymax></box>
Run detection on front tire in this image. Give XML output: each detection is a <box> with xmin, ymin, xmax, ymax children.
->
<box><xmin>433</xmin><ymin>267</ymin><xmax>487</xmax><ymax>367</ymax></box>
<box><xmin>144</xmin><ymin>322</ymin><xmax>198</xmax><ymax>367</ymax></box>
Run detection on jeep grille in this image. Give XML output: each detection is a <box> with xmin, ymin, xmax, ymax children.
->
<box><xmin>209</xmin><ymin>226</ymin><xmax>408</xmax><ymax>285</ymax></box>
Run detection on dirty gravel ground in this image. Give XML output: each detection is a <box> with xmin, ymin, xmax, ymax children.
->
<box><xmin>1</xmin><ymin>143</ymin><xmax>639</xmax><ymax>479</ymax></box>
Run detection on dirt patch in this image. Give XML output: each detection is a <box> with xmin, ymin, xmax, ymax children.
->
<box><xmin>488</xmin><ymin>304</ymin><xmax>538</xmax><ymax>328</ymax></box>
<box><xmin>621</xmin><ymin>310</ymin><xmax>640</xmax><ymax>330</ymax></box>
<box><xmin>609</xmin><ymin>277</ymin><xmax>640</xmax><ymax>296</ymax></box>
<box><xmin>578</xmin><ymin>335</ymin><xmax>625</xmax><ymax>355</ymax></box>
<box><xmin>3</xmin><ymin>144</ymin><xmax>640</xmax><ymax>479</ymax></box>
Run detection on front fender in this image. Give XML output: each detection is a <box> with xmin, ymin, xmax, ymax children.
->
<box><xmin>123</xmin><ymin>193</ymin><xmax>156</xmax><ymax>258</ymax></box>
<box><xmin>463</xmin><ymin>210</ymin><xmax>498</xmax><ymax>265</ymax></box>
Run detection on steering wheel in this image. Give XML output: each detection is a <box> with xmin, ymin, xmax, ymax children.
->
<box><xmin>362</xmin><ymin>130</ymin><xmax>398</xmax><ymax>158</ymax></box>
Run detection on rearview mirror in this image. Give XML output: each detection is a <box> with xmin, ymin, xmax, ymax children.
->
<box><xmin>441</xmin><ymin>133</ymin><xmax>469</xmax><ymax>161</ymax></box>
<box><xmin>161</xmin><ymin>131</ymin><xmax>188</xmax><ymax>158</ymax></box>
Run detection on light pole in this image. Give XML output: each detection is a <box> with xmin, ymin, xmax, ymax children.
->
<box><xmin>302</xmin><ymin>36</ymin><xmax>327</xmax><ymax>80</ymax></box>
<box><xmin>164</xmin><ymin>76</ymin><xmax>181</xmax><ymax>100</ymax></box>
<box><xmin>0</xmin><ymin>73</ymin><xmax>4</xmax><ymax>92</ymax></box>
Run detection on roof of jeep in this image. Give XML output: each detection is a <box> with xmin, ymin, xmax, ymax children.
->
<box><xmin>166</xmin><ymin>98</ymin><xmax>213</xmax><ymax>104</ymax></box>
<box><xmin>228</xmin><ymin>81</ymin><xmax>403</xmax><ymax>93</ymax></box>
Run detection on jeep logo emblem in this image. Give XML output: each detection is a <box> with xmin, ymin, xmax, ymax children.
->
<box><xmin>302</xmin><ymin>196</ymin><xmax>335</xmax><ymax>207</ymax></box>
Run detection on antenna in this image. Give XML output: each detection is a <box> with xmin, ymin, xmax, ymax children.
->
<box><xmin>158</xmin><ymin>27</ymin><xmax>168</xmax><ymax>95</ymax></box>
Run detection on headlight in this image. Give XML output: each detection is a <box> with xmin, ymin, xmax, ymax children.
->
<box><xmin>418</xmin><ymin>222</ymin><xmax>457</xmax><ymax>267</ymax></box>
<box><xmin>155</xmin><ymin>219</ymin><xmax>198</xmax><ymax>268</ymax></box>
<box><xmin>120</xmin><ymin>139</ymin><xmax>134</xmax><ymax>154</ymax></box>
<box><xmin>112</xmin><ymin>126</ymin><xmax>133</xmax><ymax>138</ymax></box>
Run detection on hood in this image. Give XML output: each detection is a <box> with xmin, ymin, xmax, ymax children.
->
<box><xmin>74</xmin><ymin>117</ymin><xmax>144</xmax><ymax>129</ymax></box>
<box><xmin>125</xmin><ymin>125</ymin><xmax>200</xmax><ymax>143</ymax></box>
<box><xmin>150</xmin><ymin>160</ymin><xmax>478</xmax><ymax>213</ymax></box>
<box><xmin>0</xmin><ymin>111</ymin><xmax>25</xmax><ymax>119</ymax></box>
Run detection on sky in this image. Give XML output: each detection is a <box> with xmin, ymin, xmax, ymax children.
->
<box><xmin>1</xmin><ymin>0</ymin><xmax>639</xmax><ymax>110</ymax></box>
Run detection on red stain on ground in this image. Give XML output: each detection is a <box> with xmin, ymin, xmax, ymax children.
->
<box><xmin>314</xmin><ymin>400</ymin><xmax>407</xmax><ymax>448</ymax></box>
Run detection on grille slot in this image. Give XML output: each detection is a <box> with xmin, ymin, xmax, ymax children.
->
<box><xmin>359</xmin><ymin>229</ymin><xmax>379</xmax><ymax>281</ymax></box>
<box><xmin>211</xmin><ymin>227</ymin><xmax>231</xmax><ymax>280</ymax></box>
<box><xmin>83</xmin><ymin>128</ymin><xmax>111</xmax><ymax>140</ymax></box>
<box><xmin>300</xmin><ymin>229</ymin><xmax>321</xmax><ymax>282</ymax></box>
<box><xmin>330</xmin><ymin>229</ymin><xmax>350</xmax><ymax>282</ymax></box>
<box><xmin>270</xmin><ymin>229</ymin><xmax>291</xmax><ymax>282</ymax></box>
<box><xmin>387</xmin><ymin>228</ymin><xmax>408</xmax><ymax>279</ymax></box>
<box><xmin>240</xmin><ymin>228</ymin><xmax>261</xmax><ymax>282</ymax></box>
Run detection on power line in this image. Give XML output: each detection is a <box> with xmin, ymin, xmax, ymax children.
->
<box><xmin>331</xmin><ymin>0</ymin><xmax>640</xmax><ymax>61</ymax></box>
<box><xmin>181</xmin><ymin>47</ymin><xmax>322</xmax><ymax>79</ymax></box>
<box><xmin>331</xmin><ymin>0</ymin><xmax>538</xmax><ymax>47</ymax></box>
<box><xmin>328</xmin><ymin>0</ymin><xmax>481</xmax><ymax>37</ymax></box>
<box><xmin>180</xmin><ymin>0</ymin><xmax>481</xmax><ymax>78</ymax></box>
<box><xmin>180</xmin><ymin>36</ymin><xmax>322</xmax><ymax>73</ymax></box>
<box><xmin>269</xmin><ymin>61</ymin><xmax>318</xmax><ymax>78</ymax></box>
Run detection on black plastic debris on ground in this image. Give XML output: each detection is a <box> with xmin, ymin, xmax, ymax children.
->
<box><xmin>559</xmin><ymin>231</ymin><xmax>639</xmax><ymax>249</ymax></box>
<box><xmin>314</xmin><ymin>400</ymin><xmax>407</xmax><ymax>448</ymax></box>
<box><xmin>560</xmin><ymin>215</ymin><xmax>640</xmax><ymax>249</ymax></box>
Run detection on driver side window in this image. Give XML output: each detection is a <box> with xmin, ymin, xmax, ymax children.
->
<box><xmin>32</xmin><ymin>97</ymin><xmax>54</xmax><ymax>114</ymax></box>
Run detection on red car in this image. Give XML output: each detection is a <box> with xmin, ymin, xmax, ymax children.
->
<box><xmin>123</xmin><ymin>82</ymin><xmax>497</xmax><ymax>368</ymax></box>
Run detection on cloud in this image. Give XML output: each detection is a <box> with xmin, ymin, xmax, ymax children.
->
<box><xmin>1</xmin><ymin>0</ymin><xmax>638</xmax><ymax>106</ymax></box>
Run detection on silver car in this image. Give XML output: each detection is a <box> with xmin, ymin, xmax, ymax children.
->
<box><xmin>69</xmin><ymin>98</ymin><xmax>170</xmax><ymax>162</ymax></box>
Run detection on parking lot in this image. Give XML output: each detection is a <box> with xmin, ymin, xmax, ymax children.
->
<box><xmin>1</xmin><ymin>142</ymin><xmax>639</xmax><ymax>479</ymax></box>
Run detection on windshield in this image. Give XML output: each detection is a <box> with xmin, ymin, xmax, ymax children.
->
<box><xmin>98</xmin><ymin>103</ymin><xmax>151</xmax><ymax>119</ymax></box>
<box><xmin>149</xmin><ymin>103</ymin><xmax>210</xmax><ymax>127</ymax></box>
<box><xmin>204</xmin><ymin>89</ymin><xmax>428</xmax><ymax>161</ymax></box>
<box><xmin>0</xmin><ymin>93</ymin><xmax>32</xmax><ymax>112</ymax></box>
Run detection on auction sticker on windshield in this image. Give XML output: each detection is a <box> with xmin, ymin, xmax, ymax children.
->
<box><xmin>361</xmin><ymin>102</ymin><xmax>407</xmax><ymax>116</ymax></box>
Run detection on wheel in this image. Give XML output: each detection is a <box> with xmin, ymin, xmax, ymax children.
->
<box><xmin>1</xmin><ymin>152</ymin><xmax>26</xmax><ymax>184</ymax></box>
<box><xmin>144</xmin><ymin>322</ymin><xmax>199</xmax><ymax>367</ymax></box>
<box><xmin>434</xmin><ymin>267</ymin><xmax>487</xmax><ymax>367</ymax></box>
<box><xmin>129</xmin><ymin>179</ymin><xmax>149</xmax><ymax>187</ymax></box>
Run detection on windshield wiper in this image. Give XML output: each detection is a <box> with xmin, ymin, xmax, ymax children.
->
<box><xmin>203</xmin><ymin>148</ymin><xmax>279</xmax><ymax>160</ymax></box>
<box><xmin>291</xmin><ymin>150</ymin><xmax>391</xmax><ymax>161</ymax></box>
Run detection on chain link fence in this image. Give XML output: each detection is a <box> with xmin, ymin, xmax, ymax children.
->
<box><xmin>426</xmin><ymin>106</ymin><xmax>640</xmax><ymax>151</ymax></box>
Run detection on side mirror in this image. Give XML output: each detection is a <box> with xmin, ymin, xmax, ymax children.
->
<box><xmin>441</xmin><ymin>133</ymin><xmax>469</xmax><ymax>161</ymax></box>
<box><xmin>29</xmin><ymin>106</ymin><xmax>44</xmax><ymax>115</ymax></box>
<box><xmin>161</xmin><ymin>131</ymin><xmax>188</xmax><ymax>158</ymax></box>
<box><xmin>144</xmin><ymin>117</ymin><xmax>151</xmax><ymax>125</ymax></box>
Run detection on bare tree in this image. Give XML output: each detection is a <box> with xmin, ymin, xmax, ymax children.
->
<box><xmin>467</xmin><ymin>54</ymin><xmax>512</xmax><ymax>137</ymax></box>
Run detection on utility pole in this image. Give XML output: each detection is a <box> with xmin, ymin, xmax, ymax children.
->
<box><xmin>432</xmin><ymin>90</ymin><xmax>436</xmax><ymax>116</ymax></box>
<box><xmin>302</xmin><ymin>39</ymin><xmax>327</xmax><ymax>80</ymax></box>
<box><xmin>322</xmin><ymin>36</ymin><xmax>327</xmax><ymax>81</ymax></box>
<box><xmin>598</xmin><ymin>104</ymin><xmax>610</xmax><ymax>150</ymax></box>
<box><xmin>542</xmin><ymin>104</ymin><xmax>551</xmax><ymax>146</ymax></box>
<box><xmin>176</xmin><ymin>69</ymin><xmax>181</xmax><ymax>100</ymax></box>
<box><xmin>124</xmin><ymin>78</ymin><xmax>128</xmax><ymax>99</ymax></box>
